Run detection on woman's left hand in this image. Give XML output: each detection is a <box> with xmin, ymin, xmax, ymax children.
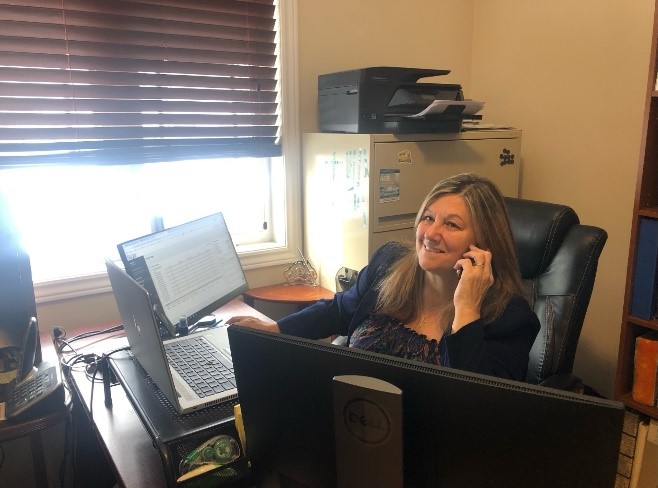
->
<box><xmin>452</xmin><ymin>244</ymin><xmax>494</xmax><ymax>332</ymax></box>
<box><xmin>226</xmin><ymin>316</ymin><xmax>281</xmax><ymax>333</ymax></box>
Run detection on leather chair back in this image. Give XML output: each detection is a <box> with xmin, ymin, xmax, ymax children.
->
<box><xmin>504</xmin><ymin>197</ymin><xmax>608</xmax><ymax>385</ymax></box>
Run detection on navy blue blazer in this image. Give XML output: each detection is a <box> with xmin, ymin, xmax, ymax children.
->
<box><xmin>278</xmin><ymin>242</ymin><xmax>540</xmax><ymax>381</ymax></box>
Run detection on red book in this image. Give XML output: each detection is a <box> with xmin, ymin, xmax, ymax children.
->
<box><xmin>632</xmin><ymin>333</ymin><xmax>658</xmax><ymax>406</ymax></box>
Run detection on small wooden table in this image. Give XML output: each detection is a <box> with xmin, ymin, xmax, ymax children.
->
<box><xmin>242</xmin><ymin>283</ymin><xmax>335</xmax><ymax>311</ymax></box>
<box><xmin>0</xmin><ymin>329</ymin><xmax>71</xmax><ymax>487</ymax></box>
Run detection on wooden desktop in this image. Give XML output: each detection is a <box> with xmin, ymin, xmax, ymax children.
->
<box><xmin>62</xmin><ymin>299</ymin><xmax>272</xmax><ymax>488</ymax></box>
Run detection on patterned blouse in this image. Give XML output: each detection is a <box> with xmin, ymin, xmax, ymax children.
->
<box><xmin>349</xmin><ymin>314</ymin><xmax>445</xmax><ymax>365</ymax></box>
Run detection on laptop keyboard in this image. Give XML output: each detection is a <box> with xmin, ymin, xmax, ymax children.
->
<box><xmin>164</xmin><ymin>336</ymin><xmax>236</xmax><ymax>398</ymax></box>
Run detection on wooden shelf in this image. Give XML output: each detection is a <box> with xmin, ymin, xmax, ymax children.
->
<box><xmin>626</xmin><ymin>316</ymin><xmax>658</xmax><ymax>331</ymax></box>
<box><xmin>615</xmin><ymin>0</ymin><xmax>658</xmax><ymax>420</ymax></box>
<box><xmin>617</xmin><ymin>391</ymin><xmax>658</xmax><ymax>418</ymax></box>
<box><xmin>638</xmin><ymin>207</ymin><xmax>658</xmax><ymax>219</ymax></box>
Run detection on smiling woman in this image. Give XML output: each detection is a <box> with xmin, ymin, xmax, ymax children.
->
<box><xmin>228</xmin><ymin>173</ymin><xmax>540</xmax><ymax>382</ymax></box>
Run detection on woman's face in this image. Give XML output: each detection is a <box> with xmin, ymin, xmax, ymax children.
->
<box><xmin>416</xmin><ymin>194</ymin><xmax>477</xmax><ymax>274</ymax></box>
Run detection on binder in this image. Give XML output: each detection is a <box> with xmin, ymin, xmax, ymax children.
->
<box><xmin>630</xmin><ymin>218</ymin><xmax>658</xmax><ymax>319</ymax></box>
<box><xmin>632</xmin><ymin>333</ymin><xmax>658</xmax><ymax>406</ymax></box>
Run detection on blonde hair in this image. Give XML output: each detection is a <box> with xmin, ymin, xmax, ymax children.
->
<box><xmin>375</xmin><ymin>173</ymin><xmax>524</xmax><ymax>327</ymax></box>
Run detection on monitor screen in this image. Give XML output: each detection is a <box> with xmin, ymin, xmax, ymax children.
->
<box><xmin>117</xmin><ymin>213</ymin><xmax>248</xmax><ymax>335</ymax></box>
<box><xmin>227</xmin><ymin>326</ymin><xmax>625</xmax><ymax>488</ymax></box>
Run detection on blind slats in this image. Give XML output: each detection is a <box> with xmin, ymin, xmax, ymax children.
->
<box><xmin>0</xmin><ymin>37</ymin><xmax>277</xmax><ymax>67</ymax></box>
<box><xmin>0</xmin><ymin>67</ymin><xmax>278</xmax><ymax>91</ymax></box>
<box><xmin>2</xmin><ymin>20</ymin><xmax>274</xmax><ymax>49</ymax></box>
<box><xmin>0</xmin><ymin>140</ymin><xmax>281</xmax><ymax>166</ymax></box>
<box><xmin>1</xmin><ymin>83</ymin><xmax>278</xmax><ymax>103</ymax></box>
<box><xmin>0</xmin><ymin>98</ymin><xmax>278</xmax><ymax>114</ymax></box>
<box><xmin>0</xmin><ymin>125</ymin><xmax>278</xmax><ymax>141</ymax></box>
<box><xmin>0</xmin><ymin>0</ymin><xmax>281</xmax><ymax>166</ymax></box>
<box><xmin>6</xmin><ymin>0</ymin><xmax>276</xmax><ymax>24</ymax></box>
<box><xmin>0</xmin><ymin>51</ymin><xmax>278</xmax><ymax>78</ymax></box>
<box><xmin>2</xmin><ymin>113</ymin><xmax>278</xmax><ymax>127</ymax></box>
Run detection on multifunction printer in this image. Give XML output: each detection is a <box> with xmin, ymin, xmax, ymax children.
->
<box><xmin>318</xmin><ymin>67</ymin><xmax>479</xmax><ymax>134</ymax></box>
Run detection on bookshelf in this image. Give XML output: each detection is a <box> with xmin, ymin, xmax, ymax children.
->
<box><xmin>614</xmin><ymin>0</ymin><xmax>658</xmax><ymax>419</ymax></box>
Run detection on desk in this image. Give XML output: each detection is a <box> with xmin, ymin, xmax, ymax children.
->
<box><xmin>242</xmin><ymin>284</ymin><xmax>334</xmax><ymax>311</ymax></box>
<box><xmin>63</xmin><ymin>299</ymin><xmax>268</xmax><ymax>488</ymax></box>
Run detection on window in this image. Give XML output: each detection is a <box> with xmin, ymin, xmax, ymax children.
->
<box><xmin>0</xmin><ymin>0</ymin><xmax>300</xmax><ymax>299</ymax></box>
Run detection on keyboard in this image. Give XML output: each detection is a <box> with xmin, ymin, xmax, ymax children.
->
<box><xmin>164</xmin><ymin>337</ymin><xmax>236</xmax><ymax>398</ymax></box>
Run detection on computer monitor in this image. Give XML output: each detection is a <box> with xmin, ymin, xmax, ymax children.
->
<box><xmin>117</xmin><ymin>213</ymin><xmax>248</xmax><ymax>336</ymax></box>
<box><xmin>227</xmin><ymin>326</ymin><xmax>625</xmax><ymax>488</ymax></box>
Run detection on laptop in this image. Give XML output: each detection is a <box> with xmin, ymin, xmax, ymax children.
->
<box><xmin>116</xmin><ymin>213</ymin><xmax>248</xmax><ymax>337</ymax></box>
<box><xmin>106</xmin><ymin>258</ymin><xmax>239</xmax><ymax>414</ymax></box>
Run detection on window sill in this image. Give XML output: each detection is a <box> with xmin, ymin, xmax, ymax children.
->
<box><xmin>34</xmin><ymin>245</ymin><xmax>300</xmax><ymax>304</ymax></box>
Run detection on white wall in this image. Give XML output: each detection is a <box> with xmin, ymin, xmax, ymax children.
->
<box><xmin>470</xmin><ymin>0</ymin><xmax>654</xmax><ymax>397</ymax></box>
<box><xmin>297</xmin><ymin>0</ymin><xmax>476</xmax><ymax>134</ymax></box>
<box><xmin>297</xmin><ymin>0</ymin><xmax>655</xmax><ymax>397</ymax></box>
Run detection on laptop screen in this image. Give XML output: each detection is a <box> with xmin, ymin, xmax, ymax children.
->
<box><xmin>117</xmin><ymin>213</ymin><xmax>248</xmax><ymax>335</ymax></box>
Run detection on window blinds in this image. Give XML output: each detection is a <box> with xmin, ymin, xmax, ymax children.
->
<box><xmin>0</xmin><ymin>0</ymin><xmax>280</xmax><ymax>166</ymax></box>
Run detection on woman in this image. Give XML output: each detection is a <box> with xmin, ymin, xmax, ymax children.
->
<box><xmin>228</xmin><ymin>173</ymin><xmax>540</xmax><ymax>381</ymax></box>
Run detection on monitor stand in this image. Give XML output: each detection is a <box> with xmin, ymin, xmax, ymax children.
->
<box><xmin>333</xmin><ymin>375</ymin><xmax>403</xmax><ymax>488</ymax></box>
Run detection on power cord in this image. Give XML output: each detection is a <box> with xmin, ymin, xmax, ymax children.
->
<box><xmin>87</xmin><ymin>346</ymin><xmax>129</xmax><ymax>419</ymax></box>
<box><xmin>53</xmin><ymin>324</ymin><xmax>128</xmax><ymax>487</ymax></box>
<box><xmin>53</xmin><ymin>324</ymin><xmax>124</xmax><ymax>354</ymax></box>
<box><xmin>55</xmin><ymin>324</ymin><xmax>129</xmax><ymax>419</ymax></box>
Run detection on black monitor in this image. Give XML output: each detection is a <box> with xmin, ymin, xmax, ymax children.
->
<box><xmin>227</xmin><ymin>326</ymin><xmax>625</xmax><ymax>488</ymax></box>
<box><xmin>117</xmin><ymin>213</ymin><xmax>247</xmax><ymax>336</ymax></box>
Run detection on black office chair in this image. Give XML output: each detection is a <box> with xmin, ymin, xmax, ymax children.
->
<box><xmin>333</xmin><ymin>197</ymin><xmax>607</xmax><ymax>392</ymax></box>
<box><xmin>504</xmin><ymin>197</ymin><xmax>608</xmax><ymax>392</ymax></box>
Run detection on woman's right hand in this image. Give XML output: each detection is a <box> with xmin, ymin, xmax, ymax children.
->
<box><xmin>226</xmin><ymin>316</ymin><xmax>281</xmax><ymax>333</ymax></box>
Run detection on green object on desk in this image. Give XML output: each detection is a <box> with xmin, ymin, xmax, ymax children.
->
<box><xmin>177</xmin><ymin>434</ymin><xmax>241</xmax><ymax>483</ymax></box>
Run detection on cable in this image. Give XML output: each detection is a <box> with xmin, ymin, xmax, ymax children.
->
<box><xmin>102</xmin><ymin>354</ymin><xmax>112</xmax><ymax>407</ymax></box>
<box><xmin>67</xmin><ymin>324</ymin><xmax>124</xmax><ymax>343</ymax></box>
<box><xmin>54</xmin><ymin>330</ymin><xmax>127</xmax><ymax>486</ymax></box>
<box><xmin>58</xmin><ymin>407</ymin><xmax>72</xmax><ymax>488</ymax></box>
<box><xmin>54</xmin><ymin>324</ymin><xmax>124</xmax><ymax>354</ymax></box>
<box><xmin>57</xmin><ymin>339</ymin><xmax>78</xmax><ymax>356</ymax></box>
<box><xmin>88</xmin><ymin>346</ymin><xmax>130</xmax><ymax>420</ymax></box>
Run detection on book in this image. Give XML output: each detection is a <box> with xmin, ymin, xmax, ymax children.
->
<box><xmin>630</xmin><ymin>218</ymin><xmax>658</xmax><ymax>319</ymax></box>
<box><xmin>631</xmin><ymin>418</ymin><xmax>658</xmax><ymax>488</ymax></box>
<box><xmin>632</xmin><ymin>332</ymin><xmax>658</xmax><ymax>406</ymax></box>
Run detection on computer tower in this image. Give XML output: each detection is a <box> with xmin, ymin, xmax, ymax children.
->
<box><xmin>0</xmin><ymin>242</ymin><xmax>40</xmax><ymax>363</ymax></box>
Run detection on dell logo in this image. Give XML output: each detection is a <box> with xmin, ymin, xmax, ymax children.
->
<box><xmin>348</xmin><ymin>411</ymin><xmax>386</xmax><ymax>430</ymax></box>
<box><xmin>343</xmin><ymin>399</ymin><xmax>390</xmax><ymax>444</ymax></box>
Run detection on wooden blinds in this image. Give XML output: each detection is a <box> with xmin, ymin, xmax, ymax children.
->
<box><xmin>0</xmin><ymin>0</ymin><xmax>280</xmax><ymax>166</ymax></box>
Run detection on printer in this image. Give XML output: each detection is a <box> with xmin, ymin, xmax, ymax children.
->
<box><xmin>318</xmin><ymin>67</ymin><xmax>477</xmax><ymax>134</ymax></box>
